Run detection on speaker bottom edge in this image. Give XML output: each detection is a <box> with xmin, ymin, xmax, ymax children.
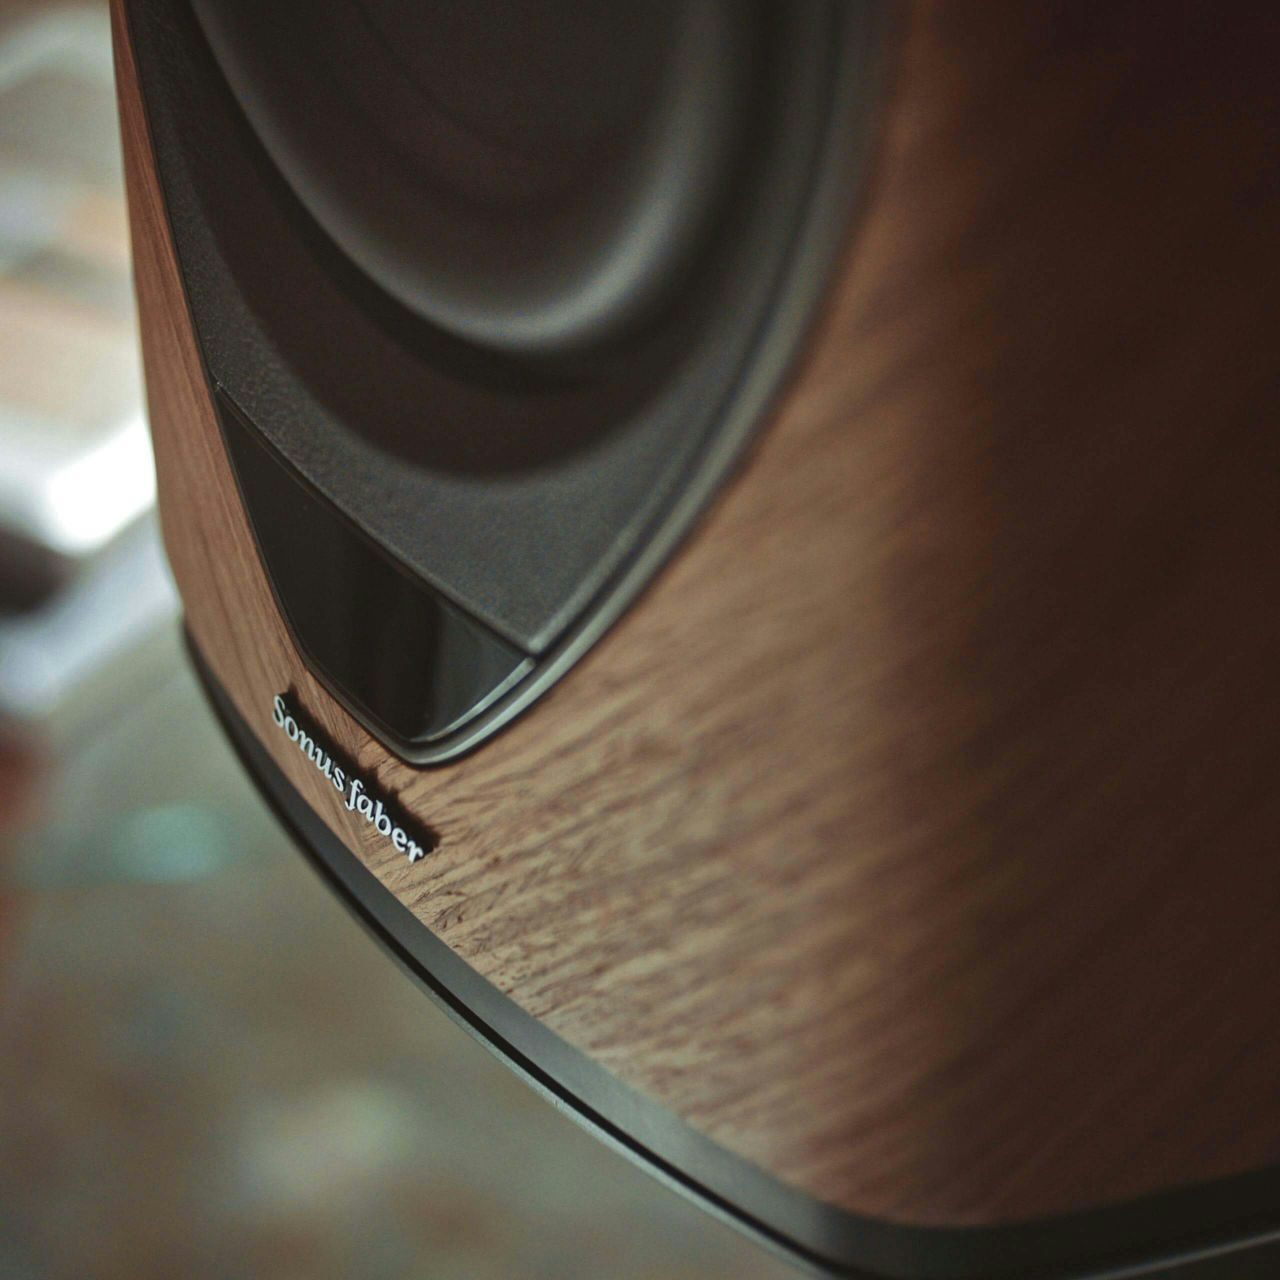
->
<box><xmin>185</xmin><ymin>625</ymin><xmax>1280</xmax><ymax>1280</ymax></box>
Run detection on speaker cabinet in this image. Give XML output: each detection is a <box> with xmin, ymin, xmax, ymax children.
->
<box><xmin>114</xmin><ymin>2</ymin><xmax>1280</xmax><ymax>1275</ymax></box>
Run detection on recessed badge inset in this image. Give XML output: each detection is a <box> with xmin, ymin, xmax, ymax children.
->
<box><xmin>271</xmin><ymin>693</ymin><xmax>433</xmax><ymax>862</ymax></box>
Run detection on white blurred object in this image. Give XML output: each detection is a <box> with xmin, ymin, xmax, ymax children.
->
<box><xmin>0</xmin><ymin>2</ymin><xmax>176</xmax><ymax>742</ymax></box>
<box><xmin>0</xmin><ymin>6</ymin><xmax>115</xmax><ymax>91</ymax></box>
<box><xmin>0</xmin><ymin>405</ymin><xmax>153</xmax><ymax>557</ymax></box>
<box><xmin>0</xmin><ymin>511</ymin><xmax>177</xmax><ymax>740</ymax></box>
<box><xmin>0</xmin><ymin>3</ymin><xmax>145</xmax><ymax>589</ymax></box>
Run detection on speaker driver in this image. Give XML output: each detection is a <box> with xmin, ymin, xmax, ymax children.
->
<box><xmin>193</xmin><ymin>0</ymin><xmax>754</xmax><ymax>359</ymax></box>
<box><xmin>132</xmin><ymin>0</ymin><xmax>877</xmax><ymax>762</ymax></box>
<box><xmin>114</xmin><ymin>2</ymin><xmax>1280</xmax><ymax>1275</ymax></box>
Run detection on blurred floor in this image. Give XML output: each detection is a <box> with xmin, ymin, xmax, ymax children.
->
<box><xmin>1</xmin><ymin>627</ymin><xmax>794</xmax><ymax>1280</ymax></box>
<box><xmin>0</xmin><ymin>4</ymin><xmax>795</xmax><ymax>1277</ymax></box>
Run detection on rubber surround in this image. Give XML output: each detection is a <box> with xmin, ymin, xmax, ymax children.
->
<box><xmin>191</xmin><ymin>0</ymin><xmax>755</xmax><ymax>359</ymax></box>
<box><xmin>135</xmin><ymin>0</ymin><xmax>887</xmax><ymax>761</ymax></box>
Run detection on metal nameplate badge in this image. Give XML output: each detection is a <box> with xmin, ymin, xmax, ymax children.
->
<box><xmin>271</xmin><ymin>693</ymin><xmax>433</xmax><ymax>863</ymax></box>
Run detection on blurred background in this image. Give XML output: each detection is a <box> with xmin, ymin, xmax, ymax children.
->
<box><xmin>0</xmin><ymin>4</ymin><xmax>794</xmax><ymax>1275</ymax></box>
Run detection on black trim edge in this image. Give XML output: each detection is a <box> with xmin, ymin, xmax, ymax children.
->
<box><xmin>187</xmin><ymin>631</ymin><xmax>1280</xmax><ymax>1280</ymax></box>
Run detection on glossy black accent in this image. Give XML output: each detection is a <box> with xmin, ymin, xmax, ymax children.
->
<box><xmin>127</xmin><ymin>0</ymin><xmax>882</xmax><ymax>765</ymax></box>
<box><xmin>215</xmin><ymin>390</ymin><xmax>531</xmax><ymax>750</ymax></box>
<box><xmin>190</xmin><ymin>634</ymin><xmax>1280</xmax><ymax>1280</ymax></box>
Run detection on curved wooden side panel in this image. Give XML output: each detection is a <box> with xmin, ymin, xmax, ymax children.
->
<box><xmin>116</xmin><ymin>0</ymin><xmax>1280</xmax><ymax>1246</ymax></box>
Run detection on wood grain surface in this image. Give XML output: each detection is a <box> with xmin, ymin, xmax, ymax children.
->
<box><xmin>116</xmin><ymin>0</ymin><xmax>1280</xmax><ymax>1229</ymax></box>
